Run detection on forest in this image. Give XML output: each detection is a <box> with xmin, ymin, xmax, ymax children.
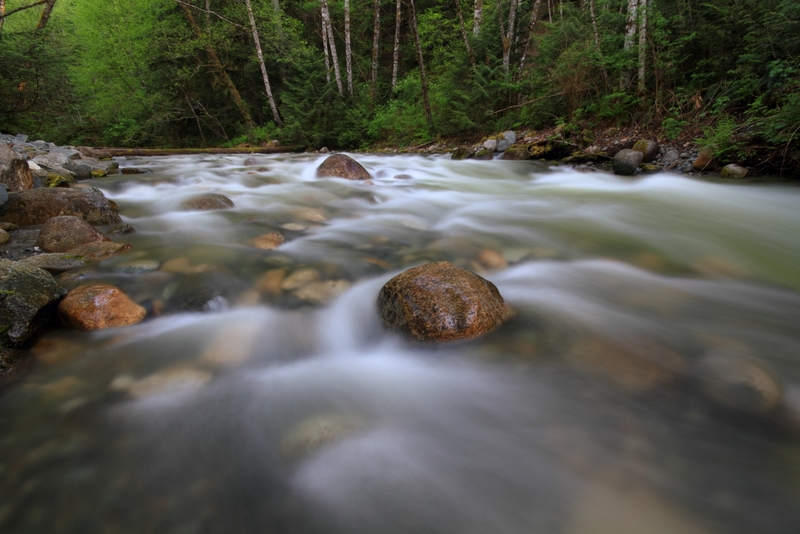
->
<box><xmin>1</xmin><ymin>0</ymin><xmax>799</xmax><ymax>169</ymax></box>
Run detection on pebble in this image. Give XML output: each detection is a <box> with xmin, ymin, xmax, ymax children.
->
<box><xmin>252</xmin><ymin>231</ymin><xmax>286</xmax><ymax>250</ymax></box>
<box><xmin>294</xmin><ymin>280</ymin><xmax>351</xmax><ymax>304</ymax></box>
<box><xmin>280</xmin><ymin>268</ymin><xmax>320</xmax><ymax>291</ymax></box>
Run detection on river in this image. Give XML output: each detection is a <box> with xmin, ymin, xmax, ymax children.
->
<box><xmin>1</xmin><ymin>153</ymin><xmax>799</xmax><ymax>533</ymax></box>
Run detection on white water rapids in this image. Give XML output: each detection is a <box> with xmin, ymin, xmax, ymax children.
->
<box><xmin>1</xmin><ymin>153</ymin><xmax>799</xmax><ymax>534</ymax></box>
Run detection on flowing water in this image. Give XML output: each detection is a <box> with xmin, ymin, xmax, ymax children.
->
<box><xmin>1</xmin><ymin>154</ymin><xmax>800</xmax><ymax>534</ymax></box>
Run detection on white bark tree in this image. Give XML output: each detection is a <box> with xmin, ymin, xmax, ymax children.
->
<box><xmin>454</xmin><ymin>0</ymin><xmax>475</xmax><ymax>67</ymax></box>
<box><xmin>517</xmin><ymin>0</ymin><xmax>542</xmax><ymax>74</ymax></box>
<box><xmin>473</xmin><ymin>0</ymin><xmax>482</xmax><ymax>36</ymax></box>
<box><xmin>620</xmin><ymin>0</ymin><xmax>638</xmax><ymax>90</ymax></box>
<box><xmin>321</xmin><ymin>0</ymin><xmax>343</xmax><ymax>94</ymax></box>
<box><xmin>244</xmin><ymin>0</ymin><xmax>282</xmax><ymax>126</ymax></box>
<box><xmin>371</xmin><ymin>0</ymin><xmax>381</xmax><ymax>99</ymax></box>
<box><xmin>391</xmin><ymin>0</ymin><xmax>402</xmax><ymax>89</ymax></box>
<box><xmin>637</xmin><ymin>0</ymin><xmax>648</xmax><ymax>94</ymax></box>
<box><xmin>344</xmin><ymin>0</ymin><xmax>353</xmax><ymax>96</ymax></box>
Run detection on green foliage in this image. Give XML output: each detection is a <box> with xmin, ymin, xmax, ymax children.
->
<box><xmin>696</xmin><ymin>115</ymin><xmax>743</xmax><ymax>161</ymax></box>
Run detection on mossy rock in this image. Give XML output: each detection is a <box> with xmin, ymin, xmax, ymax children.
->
<box><xmin>473</xmin><ymin>149</ymin><xmax>494</xmax><ymax>160</ymax></box>
<box><xmin>46</xmin><ymin>173</ymin><xmax>75</xmax><ymax>187</ymax></box>
<box><xmin>90</xmin><ymin>169</ymin><xmax>108</xmax><ymax>178</ymax></box>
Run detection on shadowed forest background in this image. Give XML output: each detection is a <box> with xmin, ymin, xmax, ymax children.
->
<box><xmin>1</xmin><ymin>0</ymin><xmax>798</xmax><ymax>164</ymax></box>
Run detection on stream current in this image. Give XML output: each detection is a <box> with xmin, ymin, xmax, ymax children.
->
<box><xmin>1</xmin><ymin>153</ymin><xmax>800</xmax><ymax>533</ymax></box>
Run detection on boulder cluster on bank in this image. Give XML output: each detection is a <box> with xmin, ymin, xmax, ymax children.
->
<box><xmin>1</xmin><ymin>135</ymin><xmax>141</xmax><ymax>374</ymax></box>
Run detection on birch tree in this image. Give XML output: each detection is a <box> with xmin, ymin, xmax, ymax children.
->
<box><xmin>344</xmin><ymin>0</ymin><xmax>353</xmax><ymax>96</ymax></box>
<box><xmin>620</xmin><ymin>0</ymin><xmax>638</xmax><ymax>90</ymax></box>
<box><xmin>499</xmin><ymin>0</ymin><xmax>520</xmax><ymax>76</ymax></box>
<box><xmin>321</xmin><ymin>0</ymin><xmax>343</xmax><ymax>94</ymax></box>
<box><xmin>322</xmin><ymin>15</ymin><xmax>331</xmax><ymax>84</ymax></box>
<box><xmin>517</xmin><ymin>0</ymin><xmax>542</xmax><ymax>74</ymax></box>
<box><xmin>637</xmin><ymin>0</ymin><xmax>647</xmax><ymax>94</ymax></box>
<box><xmin>371</xmin><ymin>0</ymin><xmax>381</xmax><ymax>99</ymax></box>
<box><xmin>454</xmin><ymin>0</ymin><xmax>475</xmax><ymax>68</ymax></box>
<box><xmin>473</xmin><ymin>0</ymin><xmax>482</xmax><ymax>36</ymax></box>
<box><xmin>244</xmin><ymin>0</ymin><xmax>282</xmax><ymax>125</ymax></box>
<box><xmin>391</xmin><ymin>0</ymin><xmax>402</xmax><ymax>89</ymax></box>
<box><xmin>409</xmin><ymin>0</ymin><xmax>433</xmax><ymax>131</ymax></box>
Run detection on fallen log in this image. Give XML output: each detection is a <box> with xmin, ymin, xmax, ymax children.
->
<box><xmin>101</xmin><ymin>146</ymin><xmax>296</xmax><ymax>157</ymax></box>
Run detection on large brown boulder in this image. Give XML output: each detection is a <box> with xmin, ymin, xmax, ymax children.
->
<box><xmin>316</xmin><ymin>154</ymin><xmax>371</xmax><ymax>180</ymax></box>
<box><xmin>377</xmin><ymin>261</ymin><xmax>513</xmax><ymax>341</ymax></box>
<box><xmin>58</xmin><ymin>284</ymin><xmax>146</xmax><ymax>330</ymax></box>
<box><xmin>693</xmin><ymin>148</ymin><xmax>717</xmax><ymax>171</ymax></box>
<box><xmin>35</xmin><ymin>215</ymin><xmax>110</xmax><ymax>252</ymax></box>
<box><xmin>0</xmin><ymin>259</ymin><xmax>66</xmax><ymax>347</ymax></box>
<box><xmin>180</xmin><ymin>193</ymin><xmax>235</xmax><ymax>211</ymax></box>
<box><xmin>0</xmin><ymin>142</ymin><xmax>33</xmax><ymax>192</ymax></box>
<box><xmin>1</xmin><ymin>187</ymin><xmax>121</xmax><ymax>226</ymax></box>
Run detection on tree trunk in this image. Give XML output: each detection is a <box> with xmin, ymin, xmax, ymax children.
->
<box><xmin>391</xmin><ymin>0</ymin><xmax>402</xmax><ymax>89</ymax></box>
<box><xmin>321</xmin><ymin>0</ymin><xmax>343</xmax><ymax>94</ymax></box>
<box><xmin>620</xmin><ymin>0</ymin><xmax>637</xmax><ymax>90</ymax></box>
<box><xmin>35</xmin><ymin>0</ymin><xmax>56</xmax><ymax>31</ymax></box>
<box><xmin>589</xmin><ymin>0</ymin><xmax>600</xmax><ymax>49</ymax></box>
<box><xmin>177</xmin><ymin>1</ymin><xmax>255</xmax><ymax>128</ymax></box>
<box><xmin>473</xmin><ymin>0</ymin><xmax>482</xmax><ymax>36</ymax></box>
<box><xmin>454</xmin><ymin>0</ymin><xmax>475</xmax><ymax>68</ymax></box>
<box><xmin>501</xmin><ymin>0</ymin><xmax>519</xmax><ymax>76</ymax></box>
<box><xmin>637</xmin><ymin>0</ymin><xmax>647</xmax><ymax>94</ymax></box>
<box><xmin>322</xmin><ymin>16</ymin><xmax>331</xmax><ymax>84</ymax></box>
<box><xmin>409</xmin><ymin>0</ymin><xmax>433</xmax><ymax>131</ymax></box>
<box><xmin>271</xmin><ymin>0</ymin><xmax>284</xmax><ymax>38</ymax></box>
<box><xmin>371</xmin><ymin>0</ymin><xmax>381</xmax><ymax>99</ymax></box>
<box><xmin>245</xmin><ymin>0</ymin><xmax>282</xmax><ymax>126</ymax></box>
<box><xmin>344</xmin><ymin>0</ymin><xmax>353</xmax><ymax>96</ymax></box>
<box><xmin>517</xmin><ymin>0</ymin><xmax>542</xmax><ymax>74</ymax></box>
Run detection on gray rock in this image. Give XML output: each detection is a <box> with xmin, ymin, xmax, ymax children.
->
<box><xmin>483</xmin><ymin>139</ymin><xmax>498</xmax><ymax>152</ymax></box>
<box><xmin>15</xmin><ymin>134</ymin><xmax>28</xmax><ymax>143</ymax></box>
<box><xmin>662</xmin><ymin>149</ymin><xmax>680</xmax><ymax>163</ymax></box>
<box><xmin>679</xmin><ymin>152</ymin><xmax>690</xmax><ymax>159</ymax></box>
<box><xmin>0</xmin><ymin>259</ymin><xmax>66</xmax><ymax>347</ymax></box>
<box><xmin>473</xmin><ymin>149</ymin><xmax>493</xmax><ymax>160</ymax></box>
<box><xmin>33</xmin><ymin>151</ymin><xmax>72</xmax><ymax>169</ymax></box>
<box><xmin>496</xmin><ymin>131</ymin><xmax>517</xmax><ymax>152</ymax></box>
<box><xmin>0</xmin><ymin>184</ymin><xmax>7</xmax><ymax>216</ymax></box>
<box><xmin>720</xmin><ymin>164</ymin><xmax>749</xmax><ymax>179</ymax></box>
<box><xmin>612</xmin><ymin>149</ymin><xmax>644</xmax><ymax>176</ymax></box>
<box><xmin>20</xmin><ymin>253</ymin><xmax>92</xmax><ymax>274</ymax></box>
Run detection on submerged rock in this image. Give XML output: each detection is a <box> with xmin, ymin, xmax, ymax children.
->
<box><xmin>316</xmin><ymin>154</ymin><xmax>371</xmax><ymax>180</ymax></box>
<box><xmin>180</xmin><ymin>193</ymin><xmax>235</xmax><ymax>211</ymax></box>
<box><xmin>694</xmin><ymin>348</ymin><xmax>782</xmax><ymax>414</ymax></box>
<box><xmin>377</xmin><ymin>261</ymin><xmax>513</xmax><ymax>341</ymax></box>
<box><xmin>612</xmin><ymin>149</ymin><xmax>643</xmax><ymax>176</ymax></box>
<box><xmin>58</xmin><ymin>283</ymin><xmax>146</xmax><ymax>330</ymax></box>
<box><xmin>0</xmin><ymin>259</ymin><xmax>66</xmax><ymax>347</ymax></box>
<box><xmin>1</xmin><ymin>187</ymin><xmax>121</xmax><ymax>226</ymax></box>
<box><xmin>35</xmin><ymin>215</ymin><xmax>109</xmax><ymax>253</ymax></box>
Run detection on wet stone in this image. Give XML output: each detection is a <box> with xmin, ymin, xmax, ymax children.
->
<box><xmin>253</xmin><ymin>231</ymin><xmax>286</xmax><ymax>250</ymax></box>
<box><xmin>377</xmin><ymin>261</ymin><xmax>513</xmax><ymax>342</ymax></box>
<box><xmin>316</xmin><ymin>154</ymin><xmax>371</xmax><ymax>180</ymax></box>
<box><xmin>108</xmin><ymin>224</ymin><xmax>136</xmax><ymax>236</ymax></box>
<box><xmin>20</xmin><ymin>253</ymin><xmax>91</xmax><ymax>274</ymax></box>
<box><xmin>58</xmin><ymin>283</ymin><xmax>146</xmax><ymax>331</ymax></box>
<box><xmin>35</xmin><ymin>215</ymin><xmax>109</xmax><ymax>253</ymax></box>
<box><xmin>115</xmin><ymin>259</ymin><xmax>161</xmax><ymax>274</ymax></box>
<box><xmin>65</xmin><ymin>241</ymin><xmax>131</xmax><ymax>259</ymax></box>
<box><xmin>180</xmin><ymin>193</ymin><xmax>235</xmax><ymax>211</ymax></box>
<box><xmin>694</xmin><ymin>348</ymin><xmax>782</xmax><ymax>414</ymax></box>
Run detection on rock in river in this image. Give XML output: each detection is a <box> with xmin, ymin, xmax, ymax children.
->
<box><xmin>612</xmin><ymin>149</ymin><xmax>643</xmax><ymax>176</ymax></box>
<box><xmin>180</xmin><ymin>193</ymin><xmax>235</xmax><ymax>211</ymax></box>
<box><xmin>35</xmin><ymin>215</ymin><xmax>110</xmax><ymax>253</ymax></box>
<box><xmin>316</xmin><ymin>154</ymin><xmax>371</xmax><ymax>180</ymax></box>
<box><xmin>0</xmin><ymin>259</ymin><xmax>66</xmax><ymax>347</ymax></box>
<box><xmin>377</xmin><ymin>261</ymin><xmax>513</xmax><ymax>341</ymax></box>
<box><xmin>1</xmin><ymin>187</ymin><xmax>121</xmax><ymax>226</ymax></box>
<box><xmin>58</xmin><ymin>283</ymin><xmax>146</xmax><ymax>330</ymax></box>
<box><xmin>0</xmin><ymin>142</ymin><xmax>34</xmax><ymax>192</ymax></box>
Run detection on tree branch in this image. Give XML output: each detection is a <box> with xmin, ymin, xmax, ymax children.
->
<box><xmin>1</xmin><ymin>0</ymin><xmax>47</xmax><ymax>21</ymax></box>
